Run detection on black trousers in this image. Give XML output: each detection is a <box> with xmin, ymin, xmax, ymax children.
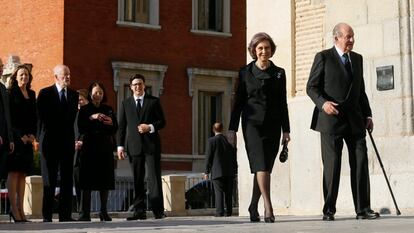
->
<box><xmin>79</xmin><ymin>190</ymin><xmax>109</xmax><ymax>218</ymax></box>
<box><xmin>212</xmin><ymin>177</ymin><xmax>234</xmax><ymax>216</ymax></box>
<box><xmin>129</xmin><ymin>153</ymin><xmax>164</xmax><ymax>215</ymax></box>
<box><xmin>41</xmin><ymin>152</ymin><xmax>74</xmax><ymax>220</ymax></box>
<box><xmin>321</xmin><ymin>133</ymin><xmax>371</xmax><ymax>215</ymax></box>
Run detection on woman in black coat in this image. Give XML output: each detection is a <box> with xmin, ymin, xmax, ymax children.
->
<box><xmin>229</xmin><ymin>32</ymin><xmax>291</xmax><ymax>223</ymax></box>
<box><xmin>77</xmin><ymin>82</ymin><xmax>117</xmax><ymax>221</ymax></box>
<box><xmin>7</xmin><ymin>64</ymin><xmax>37</xmax><ymax>222</ymax></box>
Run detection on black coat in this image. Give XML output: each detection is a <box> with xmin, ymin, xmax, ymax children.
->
<box><xmin>77</xmin><ymin>102</ymin><xmax>118</xmax><ymax>190</ymax></box>
<box><xmin>37</xmin><ymin>85</ymin><xmax>78</xmax><ymax>156</ymax></box>
<box><xmin>306</xmin><ymin>47</ymin><xmax>372</xmax><ymax>135</ymax></box>
<box><xmin>7</xmin><ymin>86</ymin><xmax>37</xmax><ymax>173</ymax></box>
<box><xmin>117</xmin><ymin>94</ymin><xmax>166</xmax><ymax>156</ymax></box>
<box><xmin>0</xmin><ymin>83</ymin><xmax>13</xmax><ymax>143</ymax></box>
<box><xmin>229</xmin><ymin>61</ymin><xmax>290</xmax><ymax>133</ymax></box>
<box><xmin>204</xmin><ymin>134</ymin><xmax>237</xmax><ymax>180</ymax></box>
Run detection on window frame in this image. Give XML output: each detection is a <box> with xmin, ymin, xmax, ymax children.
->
<box><xmin>191</xmin><ymin>0</ymin><xmax>232</xmax><ymax>37</ymax></box>
<box><xmin>117</xmin><ymin>0</ymin><xmax>161</xmax><ymax>30</ymax></box>
<box><xmin>187</xmin><ymin>67</ymin><xmax>237</xmax><ymax>155</ymax></box>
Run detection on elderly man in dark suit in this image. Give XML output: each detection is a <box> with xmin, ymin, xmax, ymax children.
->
<box><xmin>204</xmin><ymin>122</ymin><xmax>237</xmax><ymax>217</ymax></box>
<box><xmin>37</xmin><ymin>64</ymin><xmax>79</xmax><ymax>222</ymax></box>
<box><xmin>0</xmin><ymin>62</ymin><xmax>14</xmax><ymax>179</ymax></box>
<box><xmin>118</xmin><ymin>74</ymin><xmax>166</xmax><ymax>220</ymax></box>
<box><xmin>307</xmin><ymin>23</ymin><xmax>379</xmax><ymax>221</ymax></box>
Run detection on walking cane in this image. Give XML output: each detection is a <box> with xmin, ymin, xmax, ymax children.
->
<box><xmin>367</xmin><ymin>130</ymin><xmax>401</xmax><ymax>215</ymax></box>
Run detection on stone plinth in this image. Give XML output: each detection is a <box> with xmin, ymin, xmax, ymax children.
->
<box><xmin>162</xmin><ymin>175</ymin><xmax>186</xmax><ymax>216</ymax></box>
<box><xmin>23</xmin><ymin>175</ymin><xmax>43</xmax><ymax>217</ymax></box>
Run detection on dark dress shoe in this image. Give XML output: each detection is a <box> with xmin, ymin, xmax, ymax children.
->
<box><xmin>126</xmin><ymin>212</ymin><xmax>147</xmax><ymax>220</ymax></box>
<box><xmin>77</xmin><ymin>216</ymin><xmax>91</xmax><ymax>222</ymax></box>
<box><xmin>154</xmin><ymin>213</ymin><xmax>166</xmax><ymax>219</ymax></box>
<box><xmin>215</xmin><ymin>213</ymin><xmax>224</xmax><ymax>217</ymax></box>
<box><xmin>43</xmin><ymin>218</ymin><xmax>52</xmax><ymax>223</ymax></box>
<box><xmin>322</xmin><ymin>213</ymin><xmax>335</xmax><ymax>221</ymax></box>
<box><xmin>99</xmin><ymin>212</ymin><xmax>112</xmax><ymax>222</ymax></box>
<box><xmin>356</xmin><ymin>210</ymin><xmax>380</xmax><ymax>220</ymax></box>
<box><xmin>248</xmin><ymin>206</ymin><xmax>260</xmax><ymax>222</ymax></box>
<box><xmin>59</xmin><ymin>218</ymin><xmax>77</xmax><ymax>222</ymax></box>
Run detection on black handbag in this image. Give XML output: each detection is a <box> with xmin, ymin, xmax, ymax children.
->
<box><xmin>279</xmin><ymin>142</ymin><xmax>288</xmax><ymax>163</ymax></box>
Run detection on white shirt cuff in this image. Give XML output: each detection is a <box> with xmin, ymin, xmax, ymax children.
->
<box><xmin>149</xmin><ymin>124</ymin><xmax>155</xmax><ymax>133</ymax></box>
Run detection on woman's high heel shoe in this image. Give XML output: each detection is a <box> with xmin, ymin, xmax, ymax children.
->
<box><xmin>248</xmin><ymin>206</ymin><xmax>260</xmax><ymax>222</ymax></box>
<box><xmin>264</xmin><ymin>215</ymin><xmax>275</xmax><ymax>223</ymax></box>
<box><xmin>99</xmin><ymin>212</ymin><xmax>112</xmax><ymax>222</ymax></box>
<box><xmin>9</xmin><ymin>212</ymin><xmax>24</xmax><ymax>223</ymax></box>
<box><xmin>264</xmin><ymin>211</ymin><xmax>275</xmax><ymax>223</ymax></box>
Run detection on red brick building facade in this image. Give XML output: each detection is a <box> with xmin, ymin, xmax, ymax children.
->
<box><xmin>0</xmin><ymin>0</ymin><xmax>246</xmax><ymax>172</ymax></box>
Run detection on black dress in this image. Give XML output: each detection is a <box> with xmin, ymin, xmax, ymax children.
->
<box><xmin>229</xmin><ymin>61</ymin><xmax>290</xmax><ymax>173</ymax></box>
<box><xmin>77</xmin><ymin>102</ymin><xmax>118</xmax><ymax>190</ymax></box>
<box><xmin>7</xmin><ymin>86</ymin><xmax>37</xmax><ymax>174</ymax></box>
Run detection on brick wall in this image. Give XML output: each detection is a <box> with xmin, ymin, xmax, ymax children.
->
<box><xmin>294</xmin><ymin>0</ymin><xmax>325</xmax><ymax>96</ymax></box>
<box><xmin>63</xmin><ymin>0</ymin><xmax>246</xmax><ymax>157</ymax></box>
<box><xmin>1</xmin><ymin>0</ymin><xmax>246</xmax><ymax>171</ymax></box>
<box><xmin>0</xmin><ymin>0</ymin><xmax>64</xmax><ymax>92</ymax></box>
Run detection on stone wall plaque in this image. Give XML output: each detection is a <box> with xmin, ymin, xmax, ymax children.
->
<box><xmin>376</xmin><ymin>65</ymin><xmax>394</xmax><ymax>91</ymax></box>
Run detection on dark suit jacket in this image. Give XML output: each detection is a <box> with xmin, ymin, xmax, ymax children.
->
<box><xmin>0</xmin><ymin>83</ymin><xmax>13</xmax><ymax>143</ymax></box>
<box><xmin>117</xmin><ymin>94</ymin><xmax>166</xmax><ymax>156</ymax></box>
<box><xmin>204</xmin><ymin>134</ymin><xmax>237</xmax><ymax>180</ymax></box>
<box><xmin>229</xmin><ymin>61</ymin><xmax>290</xmax><ymax>133</ymax></box>
<box><xmin>37</xmin><ymin>84</ymin><xmax>79</xmax><ymax>155</ymax></box>
<box><xmin>306</xmin><ymin>47</ymin><xmax>372</xmax><ymax>135</ymax></box>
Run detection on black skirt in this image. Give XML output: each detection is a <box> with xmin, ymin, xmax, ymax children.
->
<box><xmin>6</xmin><ymin>140</ymin><xmax>33</xmax><ymax>174</ymax></box>
<box><xmin>242</xmin><ymin>120</ymin><xmax>281</xmax><ymax>173</ymax></box>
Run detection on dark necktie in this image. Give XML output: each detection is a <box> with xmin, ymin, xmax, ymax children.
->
<box><xmin>60</xmin><ymin>89</ymin><xmax>67</xmax><ymax>106</ymax></box>
<box><xmin>343</xmin><ymin>53</ymin><xmax>353</xmax><ymax>79</ymax></box>
<box><xmin>136</xmin><ymin>99</ymin><xmax>141</xmax><ymax>115</ymax></box>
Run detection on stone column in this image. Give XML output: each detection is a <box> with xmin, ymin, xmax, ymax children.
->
<box><xmin>162</xmin><ymin>175</ymin><xmax>186</xmax><ymax>216</ymax></box>
<box><xmin>23</xmin><ymin>175</ymin><xmax>43</xmax><ymax>217</ymax></box>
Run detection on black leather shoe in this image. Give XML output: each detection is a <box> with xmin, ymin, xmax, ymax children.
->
<box><xmin>126</xmin><ymin>212</ymin><xmax>147</xmax><ymax>220</ymax></box>
<box><xmin>248</xmin><ymin>206</ymin><xmax>260</xmax><ymax>222</ymax></box>
<box><xmin>99</xmin><ymin>212</ymin><xmax>112</xmax><ymax>222</ymax></box>
<box><xmin>356</xmin><ymin>210</ymin><xmax>380</xmax><ymax>220</ymax></box>
<box><xmin>43</xmin><ymin>218</ymin><xmax>52</xmax><ymax>223</ymax></box>
<box><xmin>59</xmin><ymin>218</ymin><xmax>77</xmax><ymax>222</ymax></box>
<box><xmin>77</xmin><ymin>216</ymin><xmax>91</xmax><ymax>222</ymax></box>
<box><xmin>154</xmin><ymin>213</ymin><xmax>166</xmax><ymax>219</ymax></box>
<box><xmin>322</xmin><ymin>213</ymin><xmax>335</xmax><ymax>221</ymax></box>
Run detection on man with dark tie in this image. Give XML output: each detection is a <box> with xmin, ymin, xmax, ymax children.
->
<box><xmin>0</xmin><ymin>61</ymin><xmax>14</xmax><ymax>179</ymax></box>
<box><xmin>307</xmin><ymin>23</ymin><xmax>380</xmax><ymax>221</ymax></box>
<box><xmin>117</xmin><ymin>74</ymin><xmax>166</xmax><ymax>220</ymax></box>
<box><xmin>37</xmin><ymin>64</ymin><xmax>79</xmax><ymax>222</ymax></box>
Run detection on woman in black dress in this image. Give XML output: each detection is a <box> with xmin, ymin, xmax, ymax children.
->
<box><xmin>77</xmin><ymin>82</ymin><xmax>117</xmax><ymax>221</ymax></box>
<box><xmin>229</xmin><ymin>32</ymin><xmax>291</xmax><ymax>223</ymax></box>
<box><xmin>7</xmin><ymin>65</ymin><xmax>37</xmax><ymax>222</ymax></box>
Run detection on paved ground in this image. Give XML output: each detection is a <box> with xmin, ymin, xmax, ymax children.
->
<box><xmin>0</xmin><ymin>215</ymin><xmax>413</xmax><ymax>233</ymax></box>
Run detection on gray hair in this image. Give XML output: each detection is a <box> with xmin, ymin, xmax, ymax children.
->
<box><xmin>53</xmin><ymin>64</ymin><xmax>69</xmax><ymax>76</ymax></box>
<box><xmin>332</xmin><ymin>22</ymin><xmax>352</xmax><ymax>40</ymax></box>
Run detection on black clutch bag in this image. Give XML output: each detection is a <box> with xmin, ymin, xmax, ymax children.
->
<box><xmin>279</xmin><ymin>142</ymin><xmax>288</xmax><ymax>163</ymax></box>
